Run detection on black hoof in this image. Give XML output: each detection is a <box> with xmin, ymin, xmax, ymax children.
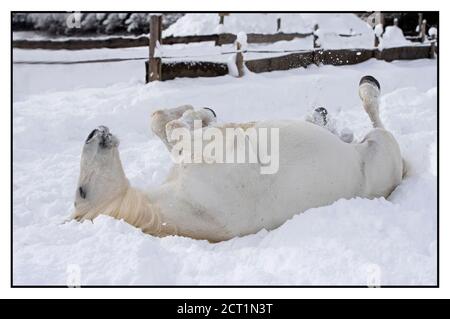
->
<box><xmin>85</xmin><ymin>125</ymin><xmax>110</xmax><ymax>143</ymax></box>
<box><xmin>314</xmin><ymin>107</ymin><xmax>328</xmax><ymax>116</ymax></box>
<box><xmin>97</xmin><ymin>125</ymin><xmax>110</xmax><ymax>134</ymax></box>
<box><xmin>359</xmin><ymin>75</ymin><xmax>380</xmax><ymax>90</ymax></box>
<box><xmin>203</xmin><ymin>107</ymin><xmax>217</xmax><ymax>118</ymax></box>
<box><xmin>313</xmin><ymin>107</ymin><xmax>328</xmax><ymax>126</ymax></box>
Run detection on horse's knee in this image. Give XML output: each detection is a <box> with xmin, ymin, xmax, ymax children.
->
<box><xmin>150</xmin><ymin>110</ymin><xmax>168</xmax><ymax>139</ymax></box>
<box><xmin>166</xmin><ymin>119</ymin><xmax>189</xmax><ymax>141</ymax></box>
<box><xmin>150</xmin><ymin>105</ymin><xmax>191</xmax><ymax>140</ymax></box>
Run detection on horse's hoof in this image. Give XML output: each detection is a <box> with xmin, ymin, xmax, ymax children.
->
<box><xmin>359</xmin><ymin>75</ymin><xmax>380</xmax><ymax>91</ymax></box>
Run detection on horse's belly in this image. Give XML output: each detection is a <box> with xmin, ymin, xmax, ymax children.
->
<box><xmin>169</xmin><ymin>120</ymin><xmax>365</xmax><ymax>240</ymax></box>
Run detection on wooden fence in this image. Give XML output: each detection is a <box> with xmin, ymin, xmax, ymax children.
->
<box><xmin>157</xmin><ymin>45</ymin><xmax>435</xmax><ymax>81</ymax></box>
<box><xmin>143</xmin><ymin>14</ymin><xmax>437</xmax><ymax>82</ymax></box>
<box><xmin>13</xmin><ymin>14</ymin><xmax>437</xmax><ymax>83</ymax></box>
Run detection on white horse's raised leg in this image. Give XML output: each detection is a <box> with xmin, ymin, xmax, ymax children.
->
<box><xmin>359</xmin><ymin>75</ymin><xmax>384</xmax><ymax>129</ymax></box>
<box><xmin>151</xmin><ymin>106</ymin><xmax>217</xmax><ymax>151</ymax></box>
<box><xmin>151</xmin><ymin>105</ymin><xmax>194</xmax><ymax>149</ymax></box>
<box><xmin>165</xmin><ymin>107</ymin><xmax>217</xmax><ymax>150</ymax></box>
<box><xmin>355</xmin><ymin>75</ymin><xmax>404</xmax><ymax>196</ymax></box>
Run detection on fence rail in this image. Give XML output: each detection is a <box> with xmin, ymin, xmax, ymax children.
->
<box><xmin>13</xmin><ymin>36</ymin><xmax>149</xmax><ymax>50</ymax></box>
<box><xmin>12</xmin><ymin>32</ymin><xmax>314</xmax><ymax>50</ymax></box>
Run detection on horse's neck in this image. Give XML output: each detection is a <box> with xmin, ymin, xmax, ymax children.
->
<box><xmin>123</xmin><ymin>186</ymin><xmax>179</xmax><ymax>237</ymax></box>
<box><xmin>76</xmin><ymin>185</ymin><xmax>177</xmax><ymax>238</ymax></box>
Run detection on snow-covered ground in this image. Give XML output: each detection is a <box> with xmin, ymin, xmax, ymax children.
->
<box><xmin>13</xmin><ymin>47</ymin><xmax>437</xmax><ymax>285</ymax></box>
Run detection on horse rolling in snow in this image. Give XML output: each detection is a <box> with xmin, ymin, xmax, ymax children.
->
<box><xmin>71</xmin><ymin>76</ymin><xmax>404</xmax><ymax>242</ymax></box>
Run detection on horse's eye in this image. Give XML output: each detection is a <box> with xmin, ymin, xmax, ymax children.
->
<box><xmin>79</xmin><ymin>186</ymin><xmax>86</xmax><ymax>199</ymax></box>
<box><xmin>85</xmin><ymin>129</ymin><xmax>97</xmax><ymax>143</ymax></box>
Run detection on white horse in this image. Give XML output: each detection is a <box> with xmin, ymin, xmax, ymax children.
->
<box><xmin>71</xmin><ymin>76</ymin><xmax>404</xmax><ymax>242</ymax></box>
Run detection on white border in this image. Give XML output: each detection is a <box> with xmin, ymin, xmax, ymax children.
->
<box><xmin>2</xmin><ymin>0</ymin><xmax>447</xmax><ymax>299</ymax></box>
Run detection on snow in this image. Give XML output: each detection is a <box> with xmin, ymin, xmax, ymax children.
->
<box><xmin>12</xmin><ymin>38</ymin><xmax>315</xmax><ymax>99</ymax></box>
<box><xmin>374</xmin><ymin>24</ymin><xmax>384</xmax><ymax>37</ymax></box>
<box><xmin>314</xmin><ymin>28</ymin><xmax>374</xmax><ymax>49</ymax></box>
<box><xmin>236</xmin><ymin>31</ymin><xmax>248</xmax><ymax>50</ymax></box>
<box><xmin>428</xmin><ymin>27</ymin><xmax>437</xmax><ymax>38</ymax></box>
<box><xmin>13</xmin><ymin>48</ymin><xmax>437</xmax><ymax>285</ymax></box>
<box><xmin>13</xmin><ymin>58</ymin><xmax>145</xmax><ymax>101</ymax></box>
<box><xmin>13</xmin><ymin>47</ymin><xmax>149</xmax><ymax>63</ymax></box>
<box><xmin>380</xmin><ymin>25</ymin><xmax>411</xmax><ymax>49</ymax></box>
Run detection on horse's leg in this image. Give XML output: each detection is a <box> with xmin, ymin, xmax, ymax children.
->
<box><xmin>359</xmin><ymin>75</ymin><xmax>407</xmax><ymax>177</ymax></box>
<box><xmin>359</xmin><ymin>75</ymin><xmax>384</xmax><ymax>129</ymax></box>
<box><xmin>356</xmin><ymin>76</ymin><xmax>404</xmax><ymax>196</ymax></box>
<box><xmin>165</xmin><ymin>107</ymin><xmax>218</xmax><ymax>151</ymax></box>
<box><xmin>199</xmin><ymin>107</ymin><xmax>217</xmax><ymax>127</ymax></box>
<box><xmin>305</xmin><ymin>107</ymin><xmax>354</xmax><ymax>143</ymax></box>
<box><xmin>151</xmin><ymin>105</ymin><xmax>193</xmax><ymax>149</ymax></box>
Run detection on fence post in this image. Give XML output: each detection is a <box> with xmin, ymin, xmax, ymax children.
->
<box><xmin>420</xmin><ymin>19</ymin><xmax>427</xmax><ymax>43</ymax></box>
<box><xmin>219</xmin><ymin>13</ymin><xmax>229</xmax><ymax>25</ymax></box>
<box><xmin>430</xmin><ymin>31</ymin><xmax>436</xmax><ymax>58</ymax></box>
<box><xmin>377</xmin><ymin>12</ymin><xmax>385</xmax><ymax>26</ymax></box>
<box><xmin>147</xmin><ymin>14</ymin><xmax>162</xmax><ymax>83</ymax></box>
<box><xmin>374</xmin><ymin>24</ymin><xmax>383</xmax><ymax>48</ymax></box>
<box><xmin>216</xmin><ymin>13</ymin><xmax>230</xmax><ymax>46</ymax></box>
<box><xmin>235</xmin><ymin>41</ymin><xmax>245</xmax><ymax>77</ymax></box>
<box><xmin>417</xmin><ymin>13</ymin><xmax>423</xmax><ymax>35</ymax></box>
<box><xmin>313</xmin><ymin>24</ymin><xmax>320</xmax><ymax>48</ymax></box>
<box><xmin>277</xmin><ymin>18</ymin><xmax>281</xmax><ymax>32</ymax></box>
<box><xmin>373</xmin><ymin>12</ymin><xmax>384</xmax><ymax>49</ymax></box>
<box><xmin>430</xmin><ymin>41</ymin><xmax>436</xmax><ymax>58</ymax></box>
